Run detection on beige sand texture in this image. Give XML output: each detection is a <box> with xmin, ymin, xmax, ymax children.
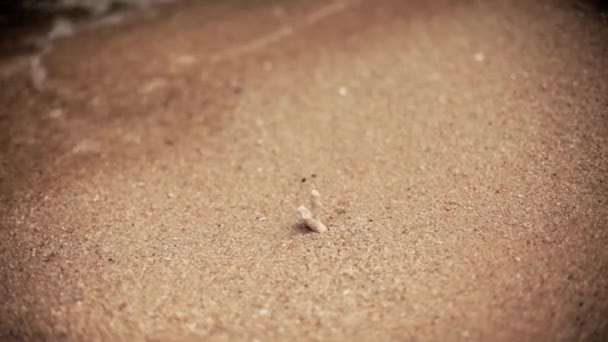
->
<box><xmin>1</xmin><ymin>0</ymin><xmax>607</xmax><ymax>341</ymax></box>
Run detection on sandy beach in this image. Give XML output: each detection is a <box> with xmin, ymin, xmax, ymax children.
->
<box><xmin>1</xmin><ymin>0</ymin><xmax>607</xmax><ymax>340</ymax></box>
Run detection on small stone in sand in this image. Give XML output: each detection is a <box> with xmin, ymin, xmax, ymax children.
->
<box><xmin>473</xmin><ymin>52</ymin><xmax>485</xmax><ymax>62</ymax></box>
<box><xmin>49</xmin><ymin>108</ymin><xmax>64</xmax><ymax>119</ymax></box>
<box><xmin>256</xmin><ymin>214</ymin><xmax>267</xmax><ymax>221</ymax></box>
<box><xmin>174</xmin><ymin>54</ymin><xmax>197</xmax><ymax>66</ymax></box>
<box><xmin>338</xmin><ymin>86</ymin><xmax>349</xmax><ymax>96</ymax></box>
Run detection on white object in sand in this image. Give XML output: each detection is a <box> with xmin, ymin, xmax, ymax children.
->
<box><xmin>310</xmin><ymin>189</ymin><xmax>322</xmax><ymax>215</ymax></box>
<box><xmin>297</xmin><ymin>205</ymin><xmax>327</xmax><ymax>233</ymax></box>
<box><xmin>338</xmin><ymin>86</ymin><xmax>349</xmax><ymax>96</ymax></box>
<box><xmin>473</xmin><ymin>52</ymin><xmax>485</xmax><ymax>62</ymax></box>
<box><xmin>297</xmin><ymin>189</ymin><xmax>327</xmax><ymax>233</ymax></box>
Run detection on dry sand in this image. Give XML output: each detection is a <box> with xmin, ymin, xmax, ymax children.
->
<box><xmin>1</xmin><ymin>0</ymin><xmax>608</xmax><ymax>341</ymax></box>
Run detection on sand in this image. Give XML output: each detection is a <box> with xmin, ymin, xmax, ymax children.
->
<box><xmin>1</xmin><ymin>0</ymin><xmax>607</xmax><ymax>341</ymax></box>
